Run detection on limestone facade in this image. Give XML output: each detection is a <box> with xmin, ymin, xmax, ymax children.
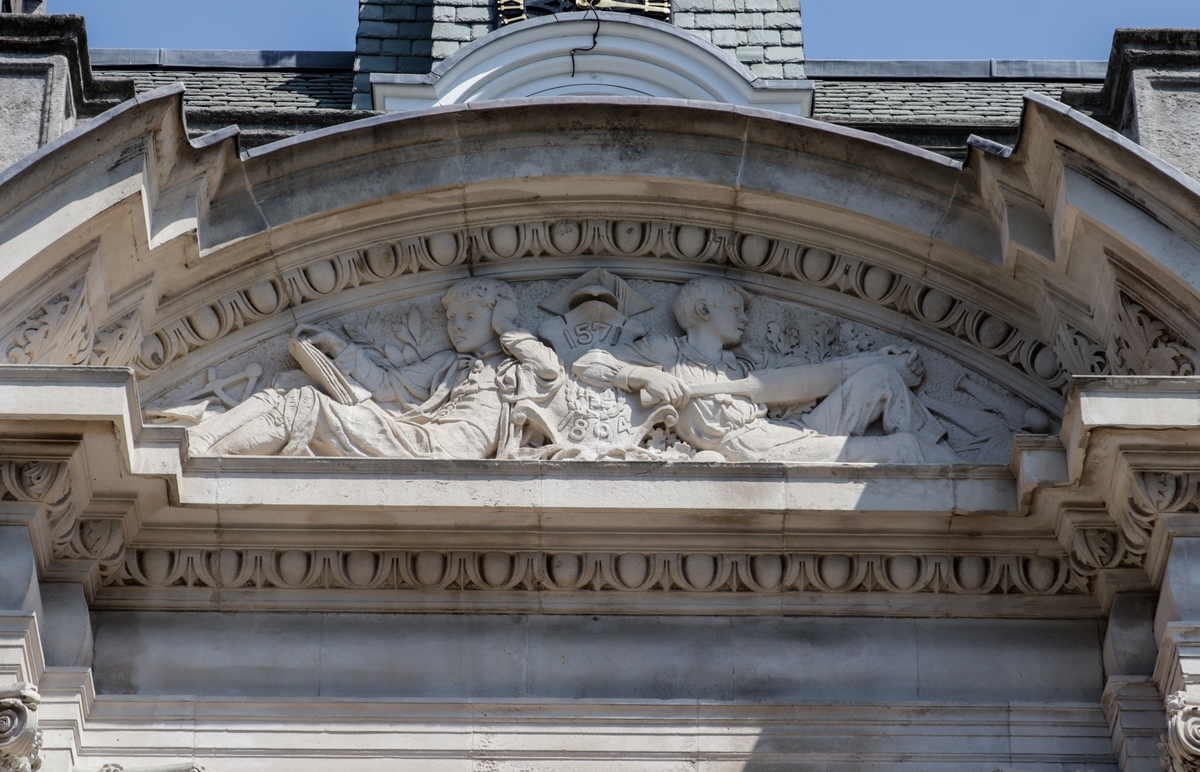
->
<box><xmin>3</xmin><ymin>3</ymin><xmax>1200</xmax><ymax>771</ymax></box>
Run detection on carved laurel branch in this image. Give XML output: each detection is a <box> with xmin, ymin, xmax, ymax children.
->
<box><xmin>0</xmin><ymin>682</ymin><xmax>41</xmax><ymax>772</ymax></box>
<box><xmin>1163</xmin><ymin>692</ymin><xmax>1200</xmax><ymax>772</ymax></box>
<box><xmin>133</xmin><ymin>218</ymin><xmax>1069</xmax><ymax>394</ymax></box>
<box><xmin>105</xmin><ymin>548</ymin><xmax>1089</xmax><ymax>596</ymax></box>
<box><xmin>3</xmin><ymin>277</ymin><xmax>142</xmax><ymax>370</ymax></box>
<box><xmin>0</xmin><ymin>460</ymin><xmax>123</xmax><ymax>580</ymax></box>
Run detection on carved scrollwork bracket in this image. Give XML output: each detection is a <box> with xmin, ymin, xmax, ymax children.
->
<box><xmin>1124</xmin><ymin>472</ymin><xmax>1200</xmax><ymax>564</ymax></box>
<box><xmin>0</xmin><ymin>683</ymin><xmax>41</xmax><ymax>772</ymax></box>
<box><xmin>1163</xmin><ymin>692</ymin><xmax>1200</xmax><ymax>772</ymax></box>
<box><xmin>0</xmin><ymin>459</ymin><xmax>125</xmax><ymax>583</ymax></box>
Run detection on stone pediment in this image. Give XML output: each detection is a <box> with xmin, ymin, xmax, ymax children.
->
<box><xmin>2</xmin><ymin>84</ymin><xmax>1200</xmax><ymax>625</ymax></box>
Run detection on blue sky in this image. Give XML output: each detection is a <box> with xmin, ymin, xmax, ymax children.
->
<box><xmin>54</xmin><ymin>0</ymin><xmax>1198</xmax><ymax>60</ymax></box>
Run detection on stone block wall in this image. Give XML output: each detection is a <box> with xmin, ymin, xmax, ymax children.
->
<box><xmin>673</xmin><ymin>0</ymin><xmax>804</xmax><ymax>79</ymax></box>
<box><xmin>354</xmin><ymin>0</ymin><xmax>492</xmax><ymax>108</ymax></box>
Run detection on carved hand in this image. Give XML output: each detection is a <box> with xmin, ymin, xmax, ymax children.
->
<box><xmin>294</xmin><ymin>325</ymin><xmax>348</xmax><ymax>358</ymax></box>
<box><xmin>632</xmin><ymin>368</ymin><xmax>691</xmax><ymax>407</ymax></box>
<box><xmin>880</xmin><ymin>346</ymin><xmax>924</xmax><ymax>388</ymax></box>
<box><xmin>491</xmin><ymin>298</ymin><xmax>520</xmax><ymax>335</ymax></box>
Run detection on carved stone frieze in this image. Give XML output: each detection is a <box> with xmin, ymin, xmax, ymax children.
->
<box><xmin>134</xmin><ymin>218</ymin><xmax>1072</xmax><ymax>402</ymax></box>
<box><xmin>2</xmin><ymin>275</ymin><xmax>142</xmax><ymax>370</ymax></box>
<box><xmin>0</xmin><ymin>682</ymin><xmax>40</xmax><ymax>772</ymax></box>
<box><xmin>104</xmin><ymin>548</ymin><xmax>1089</xmax><ymax>596</ymax></box>
<box><xmin>172</xmin><ymin>272</ymin><xmax>1052</xmax><ymax>463</ymax></box>
<box><xmin>1162</xmin><ymin>691</ymin><xmax>1200</xmax><ymax>772</ymax></box>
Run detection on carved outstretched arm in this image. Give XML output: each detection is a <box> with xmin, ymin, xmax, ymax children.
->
<box><xmin>572</xmin><ymin>350</ymin><xmax>690</xmax><ymax>406</ymax></box>
<box><xmin>731</xmin><ymin>350</ymin><xmax>921</xmax><ymax>406</ymax></box>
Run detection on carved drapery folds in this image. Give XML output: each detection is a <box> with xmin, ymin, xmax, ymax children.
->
<box><xmin>0</xmin><ymin>683</ymin><xmax>40</xmax><ymax>772</ymax></box>
<box><xmin>1163</xmin><ymin>692</ymin><xmax>1200</xmax><ymax>772</ymax></box>
<box><xmin>103</xmin><ymin>548</ymin><xmax>1089</xmax><ymax>597</ymax></box>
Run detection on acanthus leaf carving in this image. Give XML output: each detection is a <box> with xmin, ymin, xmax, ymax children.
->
<box><xmin>0</xmin><ymin>461</ymin><xmax>78</xmax><ymax>556</ymax></box>
<box><xmin>3</xmin><ymin>271</ymin><xmax>143</xmax><ymax>370</ymax></box>
<box><xmin>0</xmin><ymin>682</ymin><xmax>40</xmax><ymax>772</ymax></box>
<box><xmin>1113</xmin><ymin>293</ymin><xmax>1199</xmax><ymax>376</ymax></box>
<box><xmin>1125</xmin><ymin>472</ymin><xmax>1200</xmax><ymax>560</ymax></box>
<box><xmin>0</xmin><ymin>460</ymin><xmax>122</xmax><ymax>579</ymax></box>
<box><xmin>5</xmin><ymin>279</ymin><xmax>92</xmax><ymax>366</ymax></box>
<box><xmin>1054</xmin><ymin>323</ymin><xmax>1111</xmax><ymax>378</ymax></box>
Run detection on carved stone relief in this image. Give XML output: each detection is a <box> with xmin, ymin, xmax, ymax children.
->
<box><xmin>164</xmin><ymin>271</ymin><xmax>1053</xmax><ymax>464</ymax></box>
<box><xmin>132</xmin><ymin>219</ymin><xmax>1075</xmax><ymax>403</ymax></box>
<box><xmin>104</xmin><ymin>548</ymin><xmax>1088</xmax><ymax>597</ymax></box>
<box><xmin>1054</xmin><ymin>291</ymin><xmax>1200</xmax><ymax>380</ymax></box>
<box><xmin>0</xmin><ymin>459</ymin><xmax>123</xmax><ymax>582</ymax></box>
<box><xmin>2</xmin><ymin>272</ymin><xmax>142</xmax><ymax>369</ymax></box>
<box><xmin>0</xmin><ymin>682</ymin><xmax>40</xmax><ymax>772</ymax></box>
<box><xmin>1162</xmin><ymin>691</ymin><xmax>1200</xmax><ymax>772</ymax></box>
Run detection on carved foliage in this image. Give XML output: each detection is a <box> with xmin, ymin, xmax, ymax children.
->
<box><xmin>1054</xmin><ymin>292</ymin><xmax>1200</xmax><ymax>382</ymax></box>
<box><xmin>1163</xmin><ymin>692</ymin><xmax>1200</xmax><ymax>772</ymax></box>
<box><xmin>3</xmin><ymin>277</ymin><xmax>142</xmax><ymax>369</ymax></box>
<box><xmin>0</xmin><ymin>682</ymin><xmax>40</xmax><ymax>772</ymax></box>
<box><xmin>106</xmin><ymin>549</ymin><xmax>1088</xmax><ymax>596</ymax></box>
<box><xmin>0</xmin><ymin>460</ymin><xmax>120</xmax><ymax>578</ymax></box>
<box><xmin>1126</xmin><ymin>472</ymin><xmax>1200</xmax><ymax>561</ymax></box>
<box><xmin>1113</xmin><ymin>294</ymin><xmax>1199</xmax><ymax>376</ymax></box>
<box><xmin>0</xmin><ymin>461</ymin><xmax>77</xmax><ymax>554</ymax></box>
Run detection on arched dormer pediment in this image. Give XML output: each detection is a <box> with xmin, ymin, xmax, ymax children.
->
<box><xmin>366</xmin><ymin>12</ymin><xmax>814</xmax><ymax>116</ymax></box>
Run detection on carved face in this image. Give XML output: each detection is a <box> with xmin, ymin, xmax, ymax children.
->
<box><xmin>698</xmin><ymin>292</ymin><xmax>749</xmax><ymax>348</ymax></box>
<box><xmin>444</xmin><ymin>299</ymin><xmax>497</xmax><ymax>354</ymax></box>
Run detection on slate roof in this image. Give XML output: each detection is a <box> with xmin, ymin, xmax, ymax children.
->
<box><xmin>87</xmin><ymin>50</ymin><xmax>1107</xmax><ymax>156</ymax></box>
<box><xmin>813</xmin><ymin>81</ymin><xmax>1090</xmax><ymax>126</ymax></box>
<box><xmin>97</xmin><ymin>70</ymin><xmax>355</xmax><ymax>111</ymax></box>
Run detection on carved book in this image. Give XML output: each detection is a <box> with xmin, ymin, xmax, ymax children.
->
<box><xmin>286</xmin><ymin>336</ymin><xmax>372</xmax><ymax>405</ymax></box>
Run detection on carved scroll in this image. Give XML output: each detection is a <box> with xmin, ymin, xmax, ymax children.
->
<box><xmin>1163</xmin><ymin>692</ymin><xmax>1200</xmax><ymax>772</ymax></box>
<box><xmin>0</xmin><ymin>682</ymin><xmax>40</xmax><ymax>772</ymax></box>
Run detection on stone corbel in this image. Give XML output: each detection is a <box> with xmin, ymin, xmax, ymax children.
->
<box><xmin>0</xmin><ymin>682</ymin><xmax>40</xmax><ymax>772</ymax></box>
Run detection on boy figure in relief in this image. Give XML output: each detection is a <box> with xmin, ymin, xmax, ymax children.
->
<box><xmin>573</xmin><ymin>277</ymin><xmax>957</xmax><ymax>463</ymax></box>
<box><xmin>189</xmin><ymin>278</ymin><xmax>563</xmax><ymax>458</ymax></box>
